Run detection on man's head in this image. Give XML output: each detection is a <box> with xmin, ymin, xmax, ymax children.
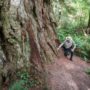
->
<box><xmin>66</xmin><ymin>36</ymin><xmax>72</xmax><ymax>43</ymax></box>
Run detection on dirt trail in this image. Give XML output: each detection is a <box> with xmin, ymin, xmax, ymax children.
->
<box><xmin>2</xmin><ymin>55</ymin><xmax>90</xmax><ymax>90</ymax></box>
<box><xmin>47</xmin><ymin>55</ymin><xmax>90</xmax><ymax>90</ymax></box>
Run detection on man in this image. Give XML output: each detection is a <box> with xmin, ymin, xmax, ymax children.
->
<box><xmin>57</xmin><ymin>36</ymin><xmax>76</xmax><ymax>61</ymax></box>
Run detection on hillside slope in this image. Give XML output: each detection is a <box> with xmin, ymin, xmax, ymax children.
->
<box><xmin>47</xmin><ymin>56</ymin><xmax>90</xmax><ymax>90</ymax></box>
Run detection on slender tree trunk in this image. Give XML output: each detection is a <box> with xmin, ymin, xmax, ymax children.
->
<box><xmin>0</xmin><ymin>0</ymin><xmax>59</xmax><ymax>85</ymax></box>
<box><xmin>87</xmin><ymin>11</ymin><xmax>90</xmax><ymax>34</ymax></box>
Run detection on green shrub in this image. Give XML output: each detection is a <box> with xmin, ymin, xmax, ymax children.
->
<box><xmin>9</xmin><ymin>70</ymin><xmax>41</xmax><ymax>90</ymax></box>
<box><xmin>43</xmin><ymin>85</ymin><xmax>50</xmax><ymax>90</ymax></box>
<box><xmin>9</xmin><ymin>80</ymin><xmax>28</xmax><ymax>90</ymax></box>
<box><xmin>84</xmin><ymin>68</ymin><xmax>90</xmax><ymax>76</ymax></box>
<box><xmin>57</xmin><ymin>28</ymin><xmax>90</xmax><ymax>60</ymax></box>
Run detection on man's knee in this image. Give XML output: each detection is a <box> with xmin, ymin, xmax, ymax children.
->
<box><xmin>71</xmin><ymin>51</ymin><xmax>74</xmax><ymax>55</ymax></box>
<box><xmin>71</xmin><ymin>52</ymin><xmax>74</xmax><ymax>58</ymax></box>
<box><xmin>64</xmin><ymin>52</ymin><xmax>68</xmax><ymax>56</ymax></box>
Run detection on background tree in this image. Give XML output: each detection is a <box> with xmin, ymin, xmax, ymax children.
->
<box><xmin>53</xmin><ymin>0</ymin><xmax>90</xmax><ymax>60</ymax></box>
<box><xmin>87</xmin><ymin>11</ymin><xmax>90</xmax><ymax>34</ymax></box>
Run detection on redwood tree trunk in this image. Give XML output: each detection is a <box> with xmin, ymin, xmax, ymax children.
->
<box><xmin>0</xmin><ymin>0</ymin><xmax>59</xmax><ymax>85</ymax></box>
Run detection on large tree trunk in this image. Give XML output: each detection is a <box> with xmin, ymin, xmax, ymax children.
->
<box><xmin>0</xmin><ymin>0</ymin><xmax>59</xmax><ymax>86</ymax></box>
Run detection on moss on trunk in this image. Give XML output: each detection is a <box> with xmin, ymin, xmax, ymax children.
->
<box><xmin>0</xmin><ymin>0</ymin><xmax>59</xmax><ymax>86</ymax></box>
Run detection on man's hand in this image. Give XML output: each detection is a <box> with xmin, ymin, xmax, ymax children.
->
<box><xmin>57</xmin><ymin>48</ymin><xmax>59</xmax><ymax>51</ymax></box>
<box><xmin>71</xmin><ymin>49</ymin><xmax>74</xmax><ymax>52</ymax></box>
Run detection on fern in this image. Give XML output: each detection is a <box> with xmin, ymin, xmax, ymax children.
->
<box><xmin>9</xmin><ymin>80</ymin><xmax>28</xmax><ymax>90</ymax></box>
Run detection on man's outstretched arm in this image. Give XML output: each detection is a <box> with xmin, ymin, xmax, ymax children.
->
<box><xmin>57</xmin><ymin>40</ymin><xmax>66</xmax><ymax>50</ymax></box>
<box><xmin>72</xmin><ymin>41</ymin><xmax>76</xmax><ymax>52</ymax></box>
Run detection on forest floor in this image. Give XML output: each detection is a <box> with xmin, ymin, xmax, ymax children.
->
<box><xmin>2</xmin><ymin>53</ymin><xmax>90</xmax><ymax>90</ymax></box>
<box><xmin>47</xmin><ymin>54</ymin><xmax>90</xmax><ymax>90</ymax></box>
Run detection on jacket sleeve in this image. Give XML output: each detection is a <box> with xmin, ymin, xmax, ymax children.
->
<box><xmin>72</xmin><ymin>41</ymin><xmax>76</xmax><ymax>51</ymax></box>
<box><xmin>58</xmin><ymin>40</ymin><xmax>66</xmax><ymax>49</ymax></box>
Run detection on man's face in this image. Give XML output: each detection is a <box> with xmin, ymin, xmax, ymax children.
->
<box><xmin>66</xmin><ymin>39</ymin><xmax>70</xmax><ymax>43</ymax></box>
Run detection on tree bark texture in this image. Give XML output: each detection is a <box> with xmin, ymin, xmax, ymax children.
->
<box><xmin>87</xmin><ymin>11</ymin><xmax>90</xmax><ymax>34</ymax></box>
<box><xmin>0</xmin><ymin>0</ymin><xmax>59</xmax><ymax>84</ymax></box>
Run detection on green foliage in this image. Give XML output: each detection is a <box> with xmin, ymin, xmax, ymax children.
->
<box><xmin>84</xmin><ymin>68</ymin><xmax>90</xmax><ymax>76</ymax></box>
<box><xmin>57</xmin><ymin>28</ymin><xmax>90</xmax><ymax>60</ymax></box>
<box><xmin>9</xmin><ymin>80</ymin><xmax>28</xmax><ymax>90</ymax></box>
<box><xmin>53</xmin><ymin>0</ymin><xmax>90</xmax><ymax>60</ymax></box>
<box><xmin>9</xmin><ymin>70</ymin><xmax>41</xmax><ymax>90</ymax></box>
<box><xmin>43</xmin><ymin>85</ymin><xmax>50</xmax><ymax>90</ymax></box>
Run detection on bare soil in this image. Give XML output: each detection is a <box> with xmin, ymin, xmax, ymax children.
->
<box><xmin>2</xmin><ymin>55</ymin><xmax>90</xmax><ymax>90</ymax></box>
<box><xmin>47</xmin><ymin>55</ymin><xmax>90</xmax><ymax>90</ymax></box>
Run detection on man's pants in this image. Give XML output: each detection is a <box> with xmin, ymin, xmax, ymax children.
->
<box><xmin>63</xmin><ymin>46</ymin><xmax>73</xmax><ymax>60</ymax></box>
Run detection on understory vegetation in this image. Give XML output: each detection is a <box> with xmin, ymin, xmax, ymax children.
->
<box><xmin>84</xmin><ymin>68</ymin><xmax>90</xmax><ymax>76</ymax></box>
<box><xmin>9</xmin><ymin>70</ymin><xmax>41</xmax><ymax>90</ymax></box>
<box><xmin>53</xmin><ymin>0</ymin><xmax>90</xmax><ymax>60</ymax></box>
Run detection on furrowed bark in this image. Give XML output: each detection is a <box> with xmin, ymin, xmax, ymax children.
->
<box><xmin>0</xmin><ymin>0</ymin><xmax>59</xmax><ymax>85</ymax></box>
